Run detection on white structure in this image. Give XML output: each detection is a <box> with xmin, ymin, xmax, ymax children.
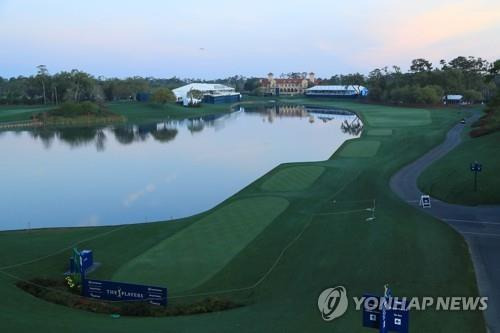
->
<box><xmin>172</xmin><ymin>83</ymin><xmax>240</xmax><ymax>106</ymax></box>
<box><xmin>305</xmin><ymin>85</ymin><xmax>369</xmax><ymax>97</ymax></box>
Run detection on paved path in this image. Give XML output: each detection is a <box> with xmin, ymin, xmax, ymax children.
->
<box><xmin>390</xmin><ymin>112</ymin><xmax>500</xmax><ymax>333</ymax></box>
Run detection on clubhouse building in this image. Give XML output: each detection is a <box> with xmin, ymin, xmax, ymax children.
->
<box><xmin>260</xmin><ymin>72</ymin><xmax>316</xmax><ymax>96</ymax></box>
<box><xmin>173</xmin><ymin>83</ymin><xmax>241</xmax><ymax>106</ymax></box>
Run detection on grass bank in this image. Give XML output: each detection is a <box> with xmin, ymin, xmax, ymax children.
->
<box><xmin>418</xmin><ymin>125</ymin><xmax>500</xmax><ymax>205</ymax></box>
<box><xmin>0</xmin><ymin>99</ymin><xmax>485</xmax><ymax>332</ymax></box>
<box><xmin>0</xmin><ymin>101</ymin><xmax>236</xmax><ymax>126</ymax></box>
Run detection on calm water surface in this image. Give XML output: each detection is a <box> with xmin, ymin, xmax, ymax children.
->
<box><xmin>0</xmin><ymin>103</ymin><xmax>362</xmax><ymax>230</ymax></box>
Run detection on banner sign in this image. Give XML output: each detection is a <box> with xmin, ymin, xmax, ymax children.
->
<box><xmin>362</xmin><ymin>294</ymin><xmax>409</xmax><ymax>333</ymax></box>
<box><xmin>362</xmin><ymin>294</ymin><xmax>381</xmax><ymax>329</ymax></box>
<box><xmin>83</xmin><ymin>279</ymin><xmax>167</xmax><ymax>306</ymax></box>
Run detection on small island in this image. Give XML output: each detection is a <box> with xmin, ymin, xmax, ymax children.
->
<box><xmin>31</xmin><ymin>101</ymin><xmax>125</xmax><ymax>125</ymax></box>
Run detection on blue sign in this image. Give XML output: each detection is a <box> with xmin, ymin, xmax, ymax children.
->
<box><xmin>470</xmin><ymin>162</ymin><xmax>482</xmax><ymax>172</ymax></box>
<box><xmin>362</xmin><ymin>294</ymin><xmax>381</xmax><ymax>329</ymax></box>
<box><xmin>362</xmin><ymin>294</ymin><xmax>409</xmax><ymax>333</ymax></box>
<box><xmin>83</xmin><ymin>279</ymin><xmax>167</xmax><ymax>306</ymax></box>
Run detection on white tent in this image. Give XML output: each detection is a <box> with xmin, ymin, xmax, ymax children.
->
<box><xmin>172</xmin><ymin>83</ymin><xmax>238</xmax><ymax>104</ymax></box>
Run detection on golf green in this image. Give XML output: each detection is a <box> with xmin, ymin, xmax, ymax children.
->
<box><xmin>261</xmin><ymin>166</ymin><xmax>325</xmax><ymax>192</ymax></box>
<box><xmin>113</xmin><ymin>197</ymin><xmax>289</xmax><ymax>292</ymax></box>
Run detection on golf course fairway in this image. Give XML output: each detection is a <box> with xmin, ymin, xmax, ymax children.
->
<box><xmin>0</xmin><ymin>100</ymin><xmax>486</xmax><ymax>332</ymax></box>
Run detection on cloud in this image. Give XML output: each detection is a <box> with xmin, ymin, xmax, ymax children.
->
<box><xmin>357</xmin><ymin>0</ymin><xmax>500</xmax><ymax>66</ymax></box>
<box><xmin>123</xmin><ymin>183</ymin><xmax>156</xmax><ymax>207</ymax></box>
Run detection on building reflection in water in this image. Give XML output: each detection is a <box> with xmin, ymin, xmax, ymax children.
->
<box><xmin>17</xmin><ymin>103</ymin><xmax>362</xmax><ymax>150</ymax></box>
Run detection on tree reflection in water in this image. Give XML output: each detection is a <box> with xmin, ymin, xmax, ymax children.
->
<box><xmin>14</xmin><ymin>106</ymin><xmax>362</xmax><ymax>151</ymax></box>
<box><xmin>340</xmin><ymin>116</ymin><xmax>363</xmax><ymax>136</ymax></box>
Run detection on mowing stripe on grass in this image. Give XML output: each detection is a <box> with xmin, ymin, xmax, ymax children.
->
<box><xmin>367</xmin><ymin>129</ymin><xmax>393</xmax><ymax>136</ymax></box>
<box><xmin>362</xmin><ymin>108</ymin><xmax>431</xmax><ymax>127</ymax></box>
<box><xmin>261</xmin><ymin>166</ymin><xmax>325</xmax><ymax>192</ymax></box>
<box><xmin>113</xmin><ymin>197</ymin><xmax>289</xmax><ymax>292</ymax></box>
<box><xmin>339</xmin><ymin>140</ymin><xmax>381</xmax><ymax>158</ymax></box>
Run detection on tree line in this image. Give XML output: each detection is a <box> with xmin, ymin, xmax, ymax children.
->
<box><xmin>0</xmin><ymin>56</ymin><xmax>498</xmax><ymax>106</ymax></box>
<box><xmin>0</xmin><ymin>66</ymin><xmax>188</xmax><ymax>105</ymax></box>
<box><xmin>0</xmin><ymin>67</ymin><xmax>251</xmax><ymax>105</ymax></box>
<box><xmin>319</xmin><ymin>56</ymin><xmax>498</xmax><ymax>104</ymax></box>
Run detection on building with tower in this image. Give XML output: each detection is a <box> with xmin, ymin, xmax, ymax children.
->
<box><xmin>259</xmin><ymin>72</ymin><xmax>316</xmax><ymax>96</ymax></box>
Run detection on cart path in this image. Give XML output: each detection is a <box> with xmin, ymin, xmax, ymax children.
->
<box><xmin>390</xmin><ymin>111</ymin><xmax>500</xmax><ymax>333</ymax></box>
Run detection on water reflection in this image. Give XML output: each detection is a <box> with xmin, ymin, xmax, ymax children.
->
<box><xmin>4</xmin><ymin>103</ymin><xmax>362</xmax><ymax>151</ymax></box>
<box><xmin>0</xmin><ymin>103</ymin><xmax>362</xmax><ymax>230</ymax></box>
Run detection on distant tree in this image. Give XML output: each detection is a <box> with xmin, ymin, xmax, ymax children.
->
<box><xmin>151</xmin><ymin>88</ymin><xmax>175</xmax><ymax>104</ymax></box>
<box><xmin>36</xmin><ymin>65</ymin><xmax>48</xmax><ymax>104</ymax></box>
<box><xmin>420</xmin><ymin>85</ymin><xmax>443</xmax><ymax>104</ymax></box>
<box><xmin>243</xmin><ymin>78</ymin><xmax>261</xmax><ymax>92</ymax></box>
<box><xmin>463</xmin><ymin>89</ymin><xmax>483</xmax><ymax>103</ymax></box>
<box><xmin>340</xmin><ymin>73</ymin><xmax>366</xmax><ymax>85</ymax></box>
<box><xmin>486</xmin><ymin>59</ymin><xmax>500</xmax><ymax>86</ymax></box>
<box><xmin>439</xmin><ymin>59</ymin><xmax>448</xmax><ymax>70</ymax></box>
<box><xmin>410</xmin><ymin>58</ymin><xmax>433</xmax><ymax>72</ymax></box>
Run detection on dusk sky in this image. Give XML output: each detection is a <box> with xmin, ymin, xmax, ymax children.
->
<box><xmin>1</xmin><ymin>0</ymin><xmax>499</xmax><ymax>79</ymax></box>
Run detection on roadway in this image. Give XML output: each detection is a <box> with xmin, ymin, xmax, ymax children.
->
<box><xmin>390</xmin><ymin>111</ymin><xmax>500</xmax><ymax>333</ymax></box>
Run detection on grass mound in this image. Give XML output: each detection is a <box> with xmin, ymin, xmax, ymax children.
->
<box><xmin>418</xmin><ymin>130</ymin><xmax>500</xmax><ymax>205</ymax></box>
<box><xmin>261</xmin><ymin>166</ymin><xmax>325</xmax><ymax>192</ymax></box>
<box><xmin>16</xmin><ymin>278</ymin><xmax>240</xmax><ymax>317</ymax></box>
<box><xmin>113</xmin><ymin>197</ymin><xmax>289</xmax><ymax>292</ymax></box>
<box><xmin>32</xmin><ymin>102</ymin><xmax>124</xmax><ymax>124</ymax></box>
<box><xmin>339</xmin><ymin>140</ymin><xmax>381</xmax><ymax>157</ymax></box>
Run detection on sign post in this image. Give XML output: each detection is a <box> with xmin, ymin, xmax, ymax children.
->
<box><xmin>362</xmin><ymin>285</ymin><xmax>409</xmax><ymax>333</ymax></box>
<box><xmin>419</xmin><ymin>195</ymin><xmax>431</xmax><ymax>208</ymax></box>
<box><xmin>470</xmin><ymin>161</ymin><xmax>482</xmax><ymax>192</ymax></box>
<box><xmin>68</xmin><ymin>249</ymin><xmax>167</xmax><ymax>305</ymax></box>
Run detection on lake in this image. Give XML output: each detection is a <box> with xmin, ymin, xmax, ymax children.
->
<box><xmin>0</xmin><ymin>103</ymin><xmax>362</xmax><ymax>230</ymax></box>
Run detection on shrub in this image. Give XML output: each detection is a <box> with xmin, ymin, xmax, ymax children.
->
<box><xmin>16</xmin><ymin>278</ymin><xmax>242</xmax><ymax>317</ymax></box>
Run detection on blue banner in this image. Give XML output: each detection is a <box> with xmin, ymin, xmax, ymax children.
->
<box><xmin>83</xmin><ymin>279</ymin><xmax>167</xmax><ymax>306</ymax></box>
<box><xmin>362</xmin><ymin>294</ymin><xmax>409</xmax><ymax>333</ymax></box>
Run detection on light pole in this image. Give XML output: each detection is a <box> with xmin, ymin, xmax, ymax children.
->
<box><xmin>470</xmin><ymin>161</ymin><xmax>482</xmax><ymax>192</ymax></box>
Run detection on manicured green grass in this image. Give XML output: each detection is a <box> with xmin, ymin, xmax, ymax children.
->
<box><xmin>339</xmin><ymin>140</ymin><xmax>381</xmax><ymax>157</ymax></box>
<box><xmin>362</xmin><ymin>107</ymin><xmax>431</xmax><ymax>127</ymax></box>
<box><xmin>0</xmin><ymin>98</ymin><xmax>484</xmax><ymax>332</ymax></box>
<box><xmin>418</xmin><ymin>130</ymin><xmax>500</xmax><ymax>205</ymax></box>
<box><xmin>274</xmin><ymin>98</ymin><xmax>432</xmax><ymax>127</ymax></box>
<box><xmin>113</xmin><ymin>197</ymin><xmax>289</xmax><ymax>292</ymax></box>
<box><xmin>367</xmin><ymin>128</ymin><xmax>393</xmax><ymax>136</ymax></box>
<box><xmin>0</xmin><ymin>105</ymin><xmax>54</xmax><ymax>122</ymax></box>
<box><xmin>261</xmin><ymin>166</ymin><xmax>325</xmax><ymax>192</ymax></box>
<box><xmin>0</xmin><ymin>102</ymin><xmax>234</xmax><ymax>125</ymax></box>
